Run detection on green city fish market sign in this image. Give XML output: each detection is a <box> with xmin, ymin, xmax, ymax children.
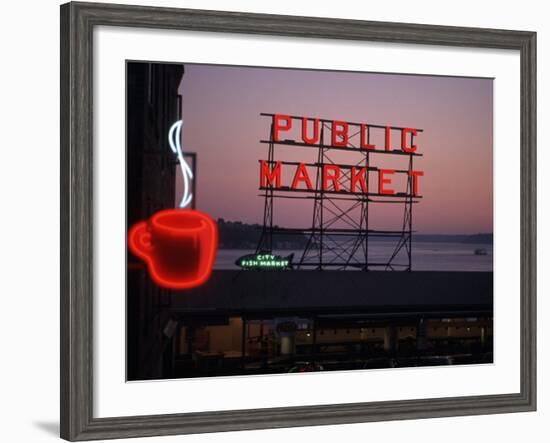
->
<box><xmin>235</xmin><ymin>253</ymin><xmax>294</xmax><ymax>270</ymax></box>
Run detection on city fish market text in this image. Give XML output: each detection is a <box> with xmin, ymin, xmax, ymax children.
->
<box><xmin>260</xmin><ymin>114</ymin><xmax>424</xmax><ymax>196</ymax></box>
<box><xmin>236</xmin><ymin>253</ymin><xmax>294</xmax><ymax>270</ymax></box>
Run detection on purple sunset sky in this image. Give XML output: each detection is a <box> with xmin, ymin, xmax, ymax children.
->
<box><xmin>176</xmin><ymin>63</ymin><xmax>493</xmax><ymax>235</ymax></box>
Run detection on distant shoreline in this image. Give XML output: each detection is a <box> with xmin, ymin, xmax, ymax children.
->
<box><xmin>414</xmin><ymin>233</ymin><xmax>492</xmax><ymax>244</ymax></box>
<box><xmin>218</xmin><ymin>236</ymin><xmax>493</xmax><ymax>250</ymax></box>
<box><xmin>217</xmin><ymin>219</ymin><xmax>492</xmax><ymax>250</ymax></box>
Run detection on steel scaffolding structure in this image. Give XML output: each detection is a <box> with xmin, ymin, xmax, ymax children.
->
<box><xmin>256</xmin><ymin>113</ymin><xmax>423</xmax><ymax>271</ymax></box>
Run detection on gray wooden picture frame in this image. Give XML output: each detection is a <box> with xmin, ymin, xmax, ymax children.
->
<box><xmin>60</xmin><ymin>1</ymin><xmax>536</xmax><ymax>441</ymax></box>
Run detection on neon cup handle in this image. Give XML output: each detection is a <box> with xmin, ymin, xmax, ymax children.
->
<box><xmin>128</xmin><ymin>222</ymin><xmax>153</xmax><ymax>260</ymax></box>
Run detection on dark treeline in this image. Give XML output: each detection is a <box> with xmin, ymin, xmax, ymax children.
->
<box><xmin>217</xmin><ymin>219</ymin><xmax>309</xmax><ymax>250</ymax></box>
<box><xmin>363</xmin><ymin>233</ymin><xmax>493</xmax><ymax>244</ymax></box>
<box><xmin>217</xmin><ymin>219</ymin><xmax>492</xmax><ymax>249</ymax></box>
<box><xmin>415</xmin><ymin>233</ymin><xmax>493</xmax><ymax>244</ymax></box>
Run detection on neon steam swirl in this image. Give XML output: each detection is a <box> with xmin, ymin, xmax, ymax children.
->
<box><xmin>168</xmin><ymin>120</ymin><xmax>194</xmax><ymax>208</ymax></box>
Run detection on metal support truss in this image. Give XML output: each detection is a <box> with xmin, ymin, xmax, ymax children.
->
<box><xmin>256</xmin><ymin>113</ymin><xmax>422</xmax><ymax>271</ymax></box>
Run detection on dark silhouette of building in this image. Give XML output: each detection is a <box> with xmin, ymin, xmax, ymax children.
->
<box><xmin>166</xmin><ymin>270</ymin><xmax>493</xmax><ymax>378</ymax></box>
<box><xmin>127</xmin><ymin>62</ymin><xmax>184</xmax><ymax>380</ymax></box>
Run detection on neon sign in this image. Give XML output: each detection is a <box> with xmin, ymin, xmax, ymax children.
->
<box><xmin>129</xmin><ymin>209</ymin><xmax>218</xmax><ymax>289</ymax></box>
<box><xmin>260</xmin><ymin>114</ymin><xmax>424</xmax><ymax>196</ymax></box>
<box><xmin>168</xmin><ymin>120</ymin><xmax>194</xmax><ymax>208</ymax></box>
<box><xmin>128</xmin><ymin>121</ymin><xmax>217</xmax><ymax>290</ymax></box>
<box><xmin>236</xmin><ymin>253</ymin><xmax>294</xmax><ymax>270</ymax></box>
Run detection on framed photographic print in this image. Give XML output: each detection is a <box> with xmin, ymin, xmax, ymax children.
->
<box><xmin>60</xmin><ymin>1</ymin><xmax>536</xmax><ymax>441</ymax></box>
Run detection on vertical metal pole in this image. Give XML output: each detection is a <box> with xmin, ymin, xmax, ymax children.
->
<box><xmin>298</xmin><ymin>118</ymin><xmax>322</xmax><ymax>268</ymax></box>
<box><xmin>268</xmin><ymin>121</ymin><xmax>275</xmax><ymax>252</ymax></box>
<box><xmin>319</xmin><ymin>125</ymin><xmax>325</xmax><ymax>270</ymax></box>
<box><xmin>408</xmin><ymin>130</ymin><xmax>414</xmax><ymax>271</ymax></box>
<box><xmin>259</xmin><ymin>119</ymin><xmax>275</xmax><ymax>253</ymax></box>
<box><xmin>365</xmin><ymin>126</ymin><xmax>371</xmax><ymax>271</ymax></box>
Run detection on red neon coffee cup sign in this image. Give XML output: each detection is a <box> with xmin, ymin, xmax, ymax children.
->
<box><xmin>129</xmin><ymin>209</ymin><xmax>218</xmax><ymax>290</ymax></box>
<box><xmin>128</xmin><ymin>120</ymin><xmax>218</xmax><ymax>291</ymax></box>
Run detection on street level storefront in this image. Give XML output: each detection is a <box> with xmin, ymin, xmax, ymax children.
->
<box><xmin>128</xmin><ymin>270</ymin><xmax>493</xmax><ymax>380</ymax></box>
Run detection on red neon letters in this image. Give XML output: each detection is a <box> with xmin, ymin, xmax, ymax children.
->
<box><xmin>351</xmin><ymin>167</ymin><xmax>368</xmax><ymax>193</ymax></box>
<box><xmin>292</xmin><ymin>163</ymin><xmax>314</xmax><ymax>190</ymax></box>
<box><xmin>385</xmin><ymin>127</ymin><xmax>392</xmax><ymax>152</ymax></box>
<box><xmin>409</xmin><ymin>170</ymin><xmax>424</xmax><ymax>195</ymax></box>
<box><xmin>360</xmin><ymin>124</ymin><xmax>376</xmax><ymax>150</ymax></box>
<box><xmin>265</xmin><ymin>114</ymin><xmax>424</xmax><ymax>197</ymax></box>
<box><xmin>273</xmin><ymin>114</ymin><xmax>420</xmax><ymax>153</ymax></box>
<box><xmin>331</xmin><ymin>121</ymin><xmax>349</xmax><ymax>147</ymax></box>
<box><xmin>379</xmin><ymin>169</ymin><xmax>396</xmax><ymax>195</ymax></box>
<box><xmin>128</xmin><ymin>209</ymin><xmax>218</xmax><ymax>290</ymax></box>
<box><xmin>323</xmin><ymin>164</ymin><xmax>341</xmax><ymax>192</ymax></box>
<box><xmin>302</xmin><ymin>118</ymin><xmax>320</xmax><ymax>145</ymax></box>
<box><xmin>260</xmin><ymin>162</ymin><xmax>424</xmax><ymax>196</ymax></box>
<box><xmin>402</xmin><ymin>128</ymin><xmax>418</xmax><ymax>153</ymax></box>
<box><xmin>260</xmin><ymin>160</ymin><xmax>282</xmax><ymax>188</ymax></box>
<box><xmin>273</xmin><ymin>114</ymin><xmax>292</xmax><ymax>142</ymax></box>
